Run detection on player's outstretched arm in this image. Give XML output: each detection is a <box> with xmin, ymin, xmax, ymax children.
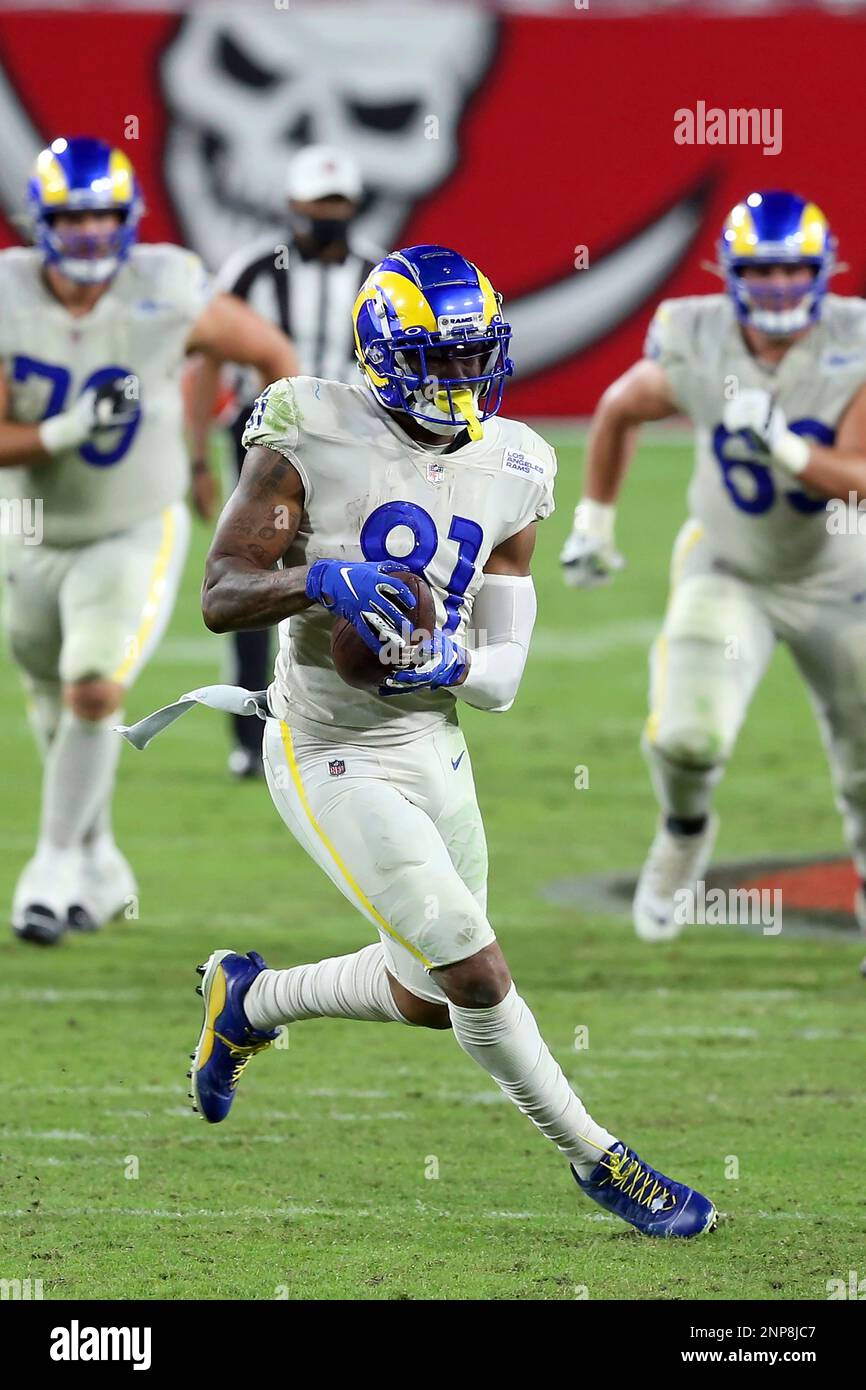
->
<box><xmin>584</xmin><ymin>357</ymin><xmax>680</xmax><ymax>501</ymax></box>
<box><xmin>201</xmin><ymin>443</ymin><xmax>311</xmax><ymax>633</ymax></box>
<box><xmin>184</xmin><ymin>353</ymin><xmax>223</xmax><ymax>519</ymax></box>
<box><xmin>186</xmin><ymin>293</ymin><xmax>299</xmax><ymax>390</ymax></box>
<box><xmin>561</xmin><ymin>358</ymin><xmax>679</xmax><ymax>589</ymax></box>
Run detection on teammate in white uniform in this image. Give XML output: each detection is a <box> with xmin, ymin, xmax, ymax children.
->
<box><xmin>134</xmin><ymin>243</ymin><xmax>716</xmax><ymax>1236</ymax></box>
<box><xmin>560</xmin><ymin>190</ymin><xmax>866</xmax><ymax>957</ymax></box>
<box><xmin>0</xmin><ymin>137</ymin><xmax>296</xmax><ymax>944</ymax></box>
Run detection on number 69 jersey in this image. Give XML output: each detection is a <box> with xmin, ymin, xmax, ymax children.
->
<box><xmin>242</xmin><ymin>375</ymin><xmax>556</xmax><ymax>745</ymax></box>
<box><xmin>646</xmin><ymin>293</ymin><xmax>866</xmax><ymax>588</ymax></box>
<box><xmin>0</xmin><ymin>244</ymin><xmax>211</xmax><ymax>546</ymax></box>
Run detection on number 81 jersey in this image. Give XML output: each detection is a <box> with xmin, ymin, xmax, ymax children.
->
<box><xmin>646</xmin><ymin>292</ymin><xmax>866</xmax><ymax>586</ymax></box>
<box><xmin>0</xmin><ymin>244</ymin><xmax>210</xmax><ymax>545</ymax></box>
<box><xmin>243</xmin><ymin>375</ymin><xmax>556</xmax><ymax>744</ymax></box>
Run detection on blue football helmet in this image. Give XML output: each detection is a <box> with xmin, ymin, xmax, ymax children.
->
<box><xmin>352</xmin><ymin>245</ymin><xmax>513</xmax><ymax>440</ymax></box>
<box><xmin>718</xmin><ymin>190</ymin><xmax>836</xmax><ymax>336</ymax></box>
<box><xmin>28</xmin><ymin>137</ymin><xmax>143</xmax><ymax>284</ymax></box>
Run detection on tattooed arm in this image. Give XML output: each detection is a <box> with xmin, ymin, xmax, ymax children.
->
<box><xmin>201</xmin><ymin>444</ymin><xmax>311</xmax><ymax>632</ymax></box>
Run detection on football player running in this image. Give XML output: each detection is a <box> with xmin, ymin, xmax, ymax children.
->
<box><xmin>560</xmin><ymin>190</ymin><xmax>866</xmax><ymax>959</ymax></box>
<box><xmin>0</xmin><ymin>137</ymin><xmax>297</xmax><ymax>945</ymax></box>
<box><xmin>128</xmin><ymin>245</ymin><xmax>717</xmax><ymax>1236</ymax></box>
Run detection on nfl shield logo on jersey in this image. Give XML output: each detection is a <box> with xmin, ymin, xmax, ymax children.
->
<box><xmin>426</xmin><ymin>459</ymin><xmax>446</xmax><ymax>485</ymax></box>
<box><xmin>328</xmin><ymin>759</ymin><xmax>346</xmax><ymax>777</ymax></box>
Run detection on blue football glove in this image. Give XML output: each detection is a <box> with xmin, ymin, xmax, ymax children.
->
<box><xmin>305</xmin><ymin>558</ymin><xmax>417</xmax><ymax>654</ymax></box>
<box><xmin>380</xmin><ymin>629</ymin><xmax>468</xmax><ymax>696</ymax></box>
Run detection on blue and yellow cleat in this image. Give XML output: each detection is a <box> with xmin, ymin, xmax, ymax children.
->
<box><xmin>573</xmin><ymin>1141</ymin><xmax>718</xmax><ymax>1238</ymax></box>
<box><xmin>188</xmin><ymin>949</ymin><xmax>278</xmax><ymax>1123</ymax></box>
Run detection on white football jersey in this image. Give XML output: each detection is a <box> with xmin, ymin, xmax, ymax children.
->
<box><xmin>646</xmin><ymin>292</ymin><xmax>866</xmax><ymax>584</ymax></box>
<box><xmin>242</xmin><ymin>376</ymin><xmax>556</xmax><ymax>744</ymax></box>
<box><xmin>0</xmin><ymin>244</ymin><xmax>211</xmax><ymax>545</ymax></box>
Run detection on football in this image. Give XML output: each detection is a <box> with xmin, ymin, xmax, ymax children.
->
<box><xmin>330</xmin><ymin>569</ymin><xmax>436</xmax><ymax>691</ymax></box>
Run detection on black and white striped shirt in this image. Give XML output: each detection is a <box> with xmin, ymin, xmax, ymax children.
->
<box><xmin>215</xmin><ymin>235</ymin><xmax>379</xmax><ymax>427</ymax></box>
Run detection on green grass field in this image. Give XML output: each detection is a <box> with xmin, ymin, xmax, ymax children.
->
<box><xmin>1</xmin><ymin>431</ymin><xmax>864</xmax><ymax>1301</ymax></box>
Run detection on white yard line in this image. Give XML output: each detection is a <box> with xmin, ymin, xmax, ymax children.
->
<box><xmin>529</xmin><ymin>619</ymin><xmax>658</xmax><ymax>661</ymax></box>
<box><xmin>0</xmin><ymin>1129</ymin><xmax>298</xmax><ymax>1145</ymax></box>
<box><xmin>0</xmin><ymin>1203</ymin><xmax>855</xmax><ymax>1228</ymax></box>
<box><xmin>0</xmin><ymin>988</ymin><xmax>142</xmax><ymax>1004</ymax></box>
<box><xmin>0</xmin><ymin>1205</ymin><xmax>371</xmax><ymax>1220</ymax></box>
<box><xmin>326</xmin><ymin>1111</ymin><xmax>408</xmax><ymax>1122</ymax></box>
<box><xmin>0</xmin><ymin>1083</ymin><xmax>186</xmax><ymax>1096</ymax></box>
<box><xmin>631</xmin><ymin>1025</ymin><xmax>759</xmax><ymax>1039</ymax></box>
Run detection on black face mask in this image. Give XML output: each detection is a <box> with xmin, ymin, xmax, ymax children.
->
<box><xmin>289</xmin><ymin>211</ymin><xmax>351</xmax><ymax>256</ymax></box>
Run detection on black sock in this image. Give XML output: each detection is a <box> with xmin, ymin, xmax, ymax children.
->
<box><xmin>666</xmin><ymin>814</ymin><xmax>708</xmax><ymax>837</ymax></box>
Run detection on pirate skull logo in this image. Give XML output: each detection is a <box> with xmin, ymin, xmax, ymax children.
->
<box><xmin>160</xmin><ymin>3</ymin><xmax>497</xmax><ymax>270</ymax></box>
<box><xmin>158</xmin><ymin>3</ymin><xmax>708</xmax><ymax>377</ymax></box>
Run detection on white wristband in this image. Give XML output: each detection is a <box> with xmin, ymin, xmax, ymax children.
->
<box><xmin>38</xmin><ymin>411</ymin><xmax>88</xmax><ymax>456</ymax></box>
<box><xmin>773</xmin><ymin>430</ymin><xmax>811</xmax><ymax>476</ymax></box>
<box><xmin>576</xmin><ymin>497</ymin><xmax>616</xmax><ymax>544</ymax></box>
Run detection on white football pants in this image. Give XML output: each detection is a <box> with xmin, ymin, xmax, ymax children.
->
<box><xmin>262</xmin><ymin>717</ymin><xmax>494</xmax><ymax>1004</ymax></box>
<box><xmin>645</xmin><ymin>520</ymin><xmax>866</xmax><ymax>875</ymax></box>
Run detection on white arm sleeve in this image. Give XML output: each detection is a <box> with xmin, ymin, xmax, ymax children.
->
<box><xmin>457</xmin><ymin>573</ymin><xmax>537</xmax><ymax>714</ymax></box>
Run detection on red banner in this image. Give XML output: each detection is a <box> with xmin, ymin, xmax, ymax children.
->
<box><xmin>1</xmin><ymin>7</ymin><xmax>864</xmax><ymax>414</ymax></box>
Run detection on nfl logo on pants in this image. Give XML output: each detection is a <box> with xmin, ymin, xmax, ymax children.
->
<box><xmin>328</xmin><ymin>759</ymin><xmax>346</xmax><ymax>777</ymax></box>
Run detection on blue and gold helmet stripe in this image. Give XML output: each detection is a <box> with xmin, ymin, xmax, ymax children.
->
<box><xmin>352</xmin><ymin>243</ymin><xmax>513</xmax><ymax>433</ymax></box>
<box><xmin>718</xmin><ymin>190</ymin><xmax>836</xmax><ymax>332</ymax></box>
<box><xmin>472</xmin><ymin>264</ymin><xmax>500</xmax><ymax>326</ymax></box>
<box><xmin>352</xmin><ymin>268</ymin><xmax>438</xmax><ymax>384</ymax></box>
<box><xmin>107</xmin><ymin>148</ymin><xmax>137</xmax><ymax>207</ymax></box>
<box><xmin>722</xmin><ymin>190</ymin><xmax>830</xmax><ymax>263</ymax></box>
<box><xmin>798</xmin><ymin>201</ymin><xmax>829</xmax><ymax>257</ymax></box>
<box><xmin>27</xmin><ymin>136</ymin><xmax>143</xmax><ymax>282</ymax></box>
<box><xmin>369</xmin><ymin>269</ymin><xmax>438</xmax><ymax>333</ymax></box>
<box><xmin>30</xmin><ymin>138</ymin><xmax>138</xmax><ymax>213</ymax></box>
<box><xmin>722</xmin><ymin>200</ymin><xmax>759</xmax><ymax>257</ymax></box>
<box><xmin>33</xmin><ymin>148</ymin><xmax>70</xmax><ymax>206</ymax></box>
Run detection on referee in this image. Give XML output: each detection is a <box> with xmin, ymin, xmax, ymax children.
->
<box><xmin>190</xmin><ymin>145</ymin><xmax>379</xmax><ymax>777</ymax></box>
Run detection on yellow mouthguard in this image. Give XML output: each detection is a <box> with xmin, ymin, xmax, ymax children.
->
<box><xmin>435</xmin><ymin>388</ymin><xmax>483</xmax><ymax>441</ymax></box>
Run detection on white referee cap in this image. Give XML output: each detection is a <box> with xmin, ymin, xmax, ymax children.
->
<box><xmin>286</xmin><ymin>145</ymin><xmax>363</xmax><ymax>203</ymax></box>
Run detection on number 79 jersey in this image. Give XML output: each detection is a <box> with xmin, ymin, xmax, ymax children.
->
<box><xmin>0</xmin><ymin>244</ymin><xmax>210</xmax><ymax>546</ymax></box>
<box><xmin>646</xmin><ymin>292</ymin><xmax>866</xmax><ymax>587</ymax></box>
<box><xmin>242</xmin><ymin>375</ymin><xmax>556</xmax><ymax>744</ymax></box>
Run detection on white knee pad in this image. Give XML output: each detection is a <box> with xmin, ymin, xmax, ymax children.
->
<box><xmin>651</xmin><ymin>720</ymin><xmax>726</xmax><ymax>771</ymax></box>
